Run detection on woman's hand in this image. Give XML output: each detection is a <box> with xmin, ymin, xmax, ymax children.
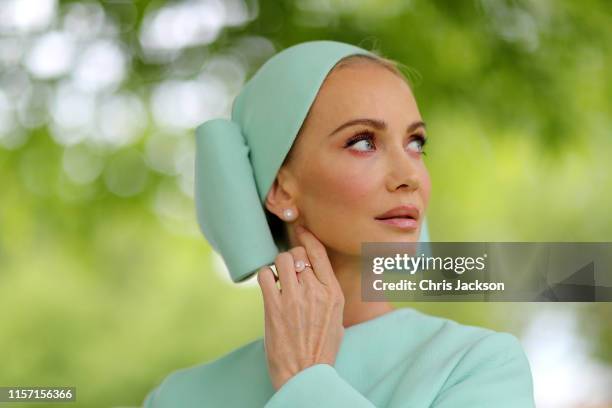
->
<box><xmin>257</xmin><ymin>225</ymin><xmax>346</xmax><ymax>390</ymax></box>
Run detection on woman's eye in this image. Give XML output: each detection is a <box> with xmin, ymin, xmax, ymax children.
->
<box><xmin>407</xmin><ymin>135</ymin><xmax>427</xmax><ymax>154</ymax></box>
<box><xmin>344</xmin><ymin>132</ymin><xmax>427</xmax><ymax>155</ymax></box>
<box><xmin>352</xmin><ymin>138</ymin><xmax>375</xmax><ymax>151</ymax></box>
<box><xmin>345</xmin><ymin>132</ymin><xmax>375</xmax><ymax>151</ymax></box>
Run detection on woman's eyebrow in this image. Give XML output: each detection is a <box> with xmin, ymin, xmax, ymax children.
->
<box><xmin>329</xmin><ymin>118</ymin><xmax>426</xmax><ymax>136</ymax></box>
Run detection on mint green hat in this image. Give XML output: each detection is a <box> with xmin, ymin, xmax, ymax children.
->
<box><xmin>194</xmin><ymin>40</ymin><xmax>430</xmax><ymax>283</ymax></box>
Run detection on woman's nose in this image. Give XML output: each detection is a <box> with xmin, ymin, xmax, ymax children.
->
<box><xmin>385</xmin><ymin>145</ymin><xmax>421</xmax><ymax>192</ymax></box>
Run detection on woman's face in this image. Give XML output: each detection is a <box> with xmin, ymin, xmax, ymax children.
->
<box><xmin>275</xmin><ymin>61</ymin><xmax>431</xmax><ymax>256</ymax></box>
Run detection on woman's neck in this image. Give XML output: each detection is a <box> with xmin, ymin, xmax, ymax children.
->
<box><xmin>326</xmin><ymin>249</ymin><xmax>396</xmax><ymax>328</ymax></box>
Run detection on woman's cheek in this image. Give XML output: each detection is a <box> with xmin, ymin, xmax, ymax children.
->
<box><xmin>330</xmin><ymin>167</ymin><xmax>375</xmax><ymax>203</ymax></box>
<box><xmin>312</xmin><ymin>158</ymin><xmax>370</xmax><ymax>200</ymax></box>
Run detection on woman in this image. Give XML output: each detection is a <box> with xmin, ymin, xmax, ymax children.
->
<box><xmin>143</xmin><ymin>40</ymin><xmax>535</xmax><ymax>407</ymax></box>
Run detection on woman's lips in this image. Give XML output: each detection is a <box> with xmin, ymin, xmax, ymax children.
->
<box><xmin>375</xmin><ymin>217</ymin><xmax>418</xmax><ymax>230</ymax></box>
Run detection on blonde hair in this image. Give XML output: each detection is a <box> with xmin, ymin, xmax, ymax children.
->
<box><xmin>266</xmin><ymin>52</ymin><xmax>415</xmax><ymax>251</ymax></box>
<box><xmin>333</xmin><ymin>53</ymin><xmax>409</xmax><ymax>82</ymax></box>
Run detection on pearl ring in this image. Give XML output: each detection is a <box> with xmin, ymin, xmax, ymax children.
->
<box><xmin>294</xmin><ymin>260</ymin><xmax>311</xmax><ymax>273</ymax></box>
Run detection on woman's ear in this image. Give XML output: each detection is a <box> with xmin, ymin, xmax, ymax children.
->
<box><xmin>264</xmin><ymin>167</ymin><xmax>297</xmax><ymax>216</ymax></box>
<box><xmin>264</xmin><ymin>179</ymin><xmax>281</xmax><ymax>214</ymax></box>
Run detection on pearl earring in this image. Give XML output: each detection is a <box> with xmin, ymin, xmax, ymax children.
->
<box><xmin>282</xmin><ymin>208</ymin><xmax>297</xmax><ymax>221</ymax></box>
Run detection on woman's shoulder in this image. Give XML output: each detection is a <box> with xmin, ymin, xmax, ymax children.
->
<box><xmin>396</xmin><ymin>308</ymin><xmax>533</xmax><ymax>398</ymax></box>
<box><xmin>354</xmin><ymin>307</ymin><xmax>531</xmax><ymax>379</ymax></box>
<box><xmin>395</xmin><ymin>307</ymin><xmax>528</xmax><ymax>360</ymax></box>
<box><xmin>361</xmin><ymin>307</ymin><xmax>534</xmax><ymax>406</ymax></box>
<box><xmin>143</xmin><ymin>337</ymin><xmax>272</xmax><ymax>408</ymax></box>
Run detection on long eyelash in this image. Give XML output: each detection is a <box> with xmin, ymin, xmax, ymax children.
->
<box><xmin>344</xmin><ymin>131</ymin><xmax>375</xmax><ymax>148</ymax></box>
<box><xmin>413</xmin><ymin>133</ymin><xmax>428</xmax><ymax>156</ymax></box>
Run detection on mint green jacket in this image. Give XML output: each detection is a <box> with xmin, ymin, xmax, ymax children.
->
<box><xmin>143</xmin><ymin>308</ymin><xmax>535</xmax><ymax>407</ymax></box>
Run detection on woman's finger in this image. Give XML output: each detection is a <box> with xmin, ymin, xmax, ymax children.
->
<box><xmin>275</xmin><ymin>252</ymin><xmax>299</xmax><ymax>296</ymax></box>
<box><xmin>298</xmin><ymin>263</ymin><xmax>318</xmax><ymax>287</ymax></box>
<box><xmin>287</xmin><ymin>246</ymin><xmax>311</xmax><ymax>285</ymax></box>
<box><xmin>295</xmin><ymin>225</ymin><xmax>336</xmax><ymax>287</ymax></box>
<box><xmin>257</xmin><ymin>266</ymin><xmax>280</xmax><ymax>309</ymax></box>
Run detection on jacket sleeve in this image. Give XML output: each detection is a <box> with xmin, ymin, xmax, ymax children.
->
<box><xmin>431</xmin><ymin>332</ymin><xmax>536</xmax><ymax>408</ymax></box>
<box><xmin>264</xmin><ymin>364</ymin><xmax>377</xmax><ymax>407</ymax></box>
